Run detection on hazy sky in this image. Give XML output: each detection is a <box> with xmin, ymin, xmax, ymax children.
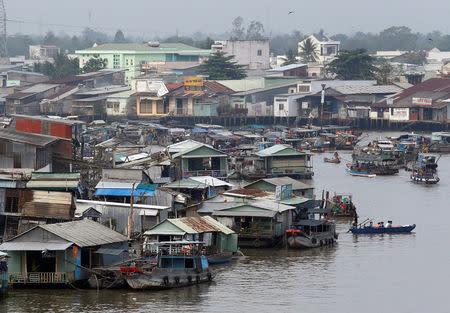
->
<box><xmin>5</xmin><ymin>0</ymin><xmax>450</xmax><ymax>37</ymax></box>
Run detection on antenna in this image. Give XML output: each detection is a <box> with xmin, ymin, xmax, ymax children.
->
<box><xmin>0</xmin><ymin>0</ymin><xmax>6</xmax><ymax>57</ymax></box>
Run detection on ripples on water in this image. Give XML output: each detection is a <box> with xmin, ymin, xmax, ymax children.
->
<box><xmin>2</xmin><ymin>132</ymin><xmax>450</xmax><ymax>313</ymax></box>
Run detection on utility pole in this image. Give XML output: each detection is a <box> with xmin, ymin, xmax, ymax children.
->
<box><xmin>0</xmin><ymin>0</ymin><xmax>7</xmax><ymax>57</ymax></box>
<box><xmin>127</xmin><ymin>182</ymin><xmax>135</xmax><ymax>240</ymax></box>
<box><xmin>320</xmin><ymin>83</ymin><xmax>326</xmax><ymax>130</ymax></box>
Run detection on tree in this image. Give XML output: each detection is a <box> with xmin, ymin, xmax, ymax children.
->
<box><xmin>43</xmin><ymin>31</ymin><xmax>57</xmax><ymax>45</ymax></box>
<box><xmin>404</xmin><ymin>51</ymin><xmax>427</xmax><ymax>65</ymax></box>
<box><xmin>198</xmin><ymin>51</ymin><xmax>247</xmax><ymax>80</ymax></box>
<box><xmin>375</xmin><ymin>62</ymin><xmax>394</xmax><ymax>84</ymax></box>
<box><xmin>326</xmin><ymin>49</ymin><xmax>377</xmax><ymax>80</ymax></box>
<box><xmin>82</xmin><ymin>57</ymin><xmax>107</xmax><ymax>73</ymax></box>
<box><xmin>113</xmin><ymin>30</ymin><xmax>126</xmax><ymax>43</ymax></box>
<box><xmin>197</xmin><ymin>37</ymin><xmax>215</xmax><ymax>49</ymax></box>
<box><xmin>281</xmin><ymin>48</ymin><xmax>298</xmax><ymax>66</ymax></box>
<box><xmin>35</xmin><ymin>53</ymin><xmax>79</xmax><ymax>79</ymax></box>
<box><xmin>298</xmin><ymin>38</ymin><xmax>318</xmax><ymax>63</ymax></box>
<box><xmin>231</xmin><ymin>16</ymin><xmax>245</xmax><ymax>40</ymax></box>
<box><xmin>246</xmin><ymin>21</ymin><xmax>265</xmax><ymax>40</ymax></box>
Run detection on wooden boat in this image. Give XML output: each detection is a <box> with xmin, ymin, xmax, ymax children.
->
<box><xmin>207</xmin><ymin>252</ymin><xmax>233</xmax><ymax>264</ymax></box>
<box><xmin>345</xmin><ymin>168</ymin><xmax>376</xmax><ymax>178</ymax></box>
<box><xmin>324</xmin><ymin>157</ymin><xmax>340</xmax><ymax>163</ymax></box>
<box><xmin>410</xmin><ymin>171</ymin><xmax>439</xmax><ymax>184</ymax></box>
<box><xmin>122</xmin><ymin>242</ymin><xmax>215</xmax><ymax>290</ymax></box>
<box><xmin>286</xmin><ymin>220</ymin><xmax>338</xmax><ymax>249</ymax></box>
<box><xmin>349</xmin><ymin>224</ymin><xmax>416</xmax><ymax>234</ymax></box>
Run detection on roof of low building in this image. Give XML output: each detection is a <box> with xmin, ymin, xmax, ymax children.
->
<box><xmin>266</xmin><ymin>64</ymin><xmax>307</xmax><ymax>72</ymax></box>
<box><xmin>144</xmin><ymin>215</ymin><xmax>234</xmax><ymax>236</ymax></box>
<box><xmin>255</xmin><ymin>144</ymin><xmax>308</xmax><ymax>157</ymax></box>
<box><xmin>167</xmin><ymin>139</ymin><xmax>208</xmax><ymax>153</ymax></box>
<box><xmin>190</xmin><ymin>176</ymin><xmax>234</xmax><ymax>187</ymax></box>
<box><xmin>246</xmin><ymin>176</ymin><xmax>313</xmax><ymax>190</ymax></box>
<box><xmin>77</xmin><ymin>43</ymin><xmax>211</xmax><ymax>54</ymax></box>
<box><xmin>329</xmin><ymin>85</ymin><xmax>403</xmax><ymax>95</ymax></box>
<box><xmin>0</xmin><ymin>128</ymin><xmax>60</xmax><ymax>147</ymax></box>
<box><xmin>171</xmin><ymin>143</ymin><xmax>227</xmax><ymax>159</ymax></box>
<box><xmin>372</xmin><ymin>78</ymin><xmax>450</xmax><ymax>108</ymax></box>
<box><xmin>12</xmin><ymin>114</ymin><xmax>85</xmax><ymax>125</ymax></box>
<box><xmin>5</xmin><ymin>92</ymin><xmax>35</xmax><ymax>100</ymax></box>
<box><xmin>164</xmin><ymin>178</ymin><xmax>209</xmax><ymax>190</ymax></box>
<box><xmin>40</xmin><ymin>219</ymin><xmax>128</xmax><ymax>248</ymax></box>
<box><xmin>26</xmin><ymin>172</ymin><xmax>80</xmax><ymax>190</ymax></box>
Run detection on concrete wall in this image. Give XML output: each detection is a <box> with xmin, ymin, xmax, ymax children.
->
<box><xmin>390</xmin><ymin>108</ymin><xmax>410</xmax><ymax>121</ymax></box>
<box><xmin>212</xmin><ymin>40</ymin><xmax>270</xmax><ymax>69</ymax></box>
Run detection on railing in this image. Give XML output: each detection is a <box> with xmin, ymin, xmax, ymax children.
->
<box><xmin>183</xmin><ymin>170</ymin><xmax>228</xmax><ymax>178</ymax></box>
<box><xmin>8</xmin><ymin>272</ymin><xmax>74</xmax><ymax>284</ymax></box>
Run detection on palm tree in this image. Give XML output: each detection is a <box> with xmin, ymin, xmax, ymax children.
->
<box><xmin>281</xmin><ymin>48</ymin><xmax>298</xmax><ymax>66</ymax></box>
<box><xmin>299</xmin><ymin>38</ymin><xmax>318</xmax><ymax>63</ymax></box>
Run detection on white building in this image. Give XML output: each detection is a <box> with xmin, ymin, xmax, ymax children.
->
<box><xmin>298</xmin><ymin>34</ymin><xmax>340</xmax><ymax>64</ymax></box>
<box><xmin>29</xmin><ymin>45</ymin><xmax>60</xmax><ymax>60</ymax></box>
<box><xmin>211</xmin><ymin>40</ymin><xmax>270</xmax><ymax>70</ymax></box>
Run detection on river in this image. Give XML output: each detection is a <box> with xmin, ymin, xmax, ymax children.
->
<box><xmin>2</xmin><ymin>132</ymin><xmax>449</xmax><ymax>313</ymax></box>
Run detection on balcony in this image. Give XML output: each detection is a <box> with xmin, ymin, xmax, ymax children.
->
<box><xmin>183</xmin><ymin>169</ymin><xmax>228</xmax><ymax>178</ymax></box>
<box><xmin>9</xmin><ymin>272</ymin><xmax>74</xmax><ymax>284</ymax></box>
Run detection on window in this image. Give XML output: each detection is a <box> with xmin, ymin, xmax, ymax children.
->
<box><xmin>140</xmin><ymin>100</ymin><xmax>153</xmax><ymax>114</ymax></box>
<box><xmin>279</xmin><ymin>103</ymin><xmax>284</xmax><ymax>111</ymax></box>
<box><xmin>126</xmin><ymin>59</ymin><xmax>129</xmax><ymax>66</ymax></box>
<box><xmin>257</xmin><ymin>49</ymin><xmax>262</xmax><ymax>56</ymax></box>
<box><xmin>5</xmin><ymin>197</ymin><xmax>18</xmax><ymax>213</ymax></box>
<box><xmin>113</xmin><ymin>54</ymin><xmax>120</xmax><ymax>69</ymax></box>
<box><xmin>327</xmin><ymin>46</ymin><xmax>335</xmax><ymax>55</ymax></box>
<box><xmin>130</xmin><ymin>59</ymin><xmax>133</xmax><ymax>66</ymax></box>
<box><xmin>13</xmin><ymin>153</ymin><xmax>21</xmax><ymax>168</ymax></box>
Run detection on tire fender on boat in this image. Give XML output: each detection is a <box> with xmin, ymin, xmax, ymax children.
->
<box><xmin>174</xmin><ymin>277</ymin><xmax>180</xmax><ymax>285</ymax></box>
<box><xmin>187</xmin><ymin>276</ymin><xmax>192</xmax><ymax>283</ymax></box>
<box><xmin>163</xmin><ymin>276</ymin><xmax>169</xmax><ymax>286</ymax></box>
<box><xmin>207</xmin><ymin>273</ymin><xmax>212</xmax><ymax>281</ymax></box>
<box><xmin>196</xmin><ymin>275</ymin><xmax>200</xmax><ymax>284</ymax></box>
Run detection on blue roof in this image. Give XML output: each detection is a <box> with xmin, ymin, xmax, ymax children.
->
<box><xmin>94</xmin><ymin>188</ymin><xmax>154</xmax><ymax>197</ymax></box>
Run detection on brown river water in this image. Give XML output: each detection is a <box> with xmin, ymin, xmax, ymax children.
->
<box><xmin>1</xmin><ymin>132</ymin><xmax>449</xmax><ymax>312</ymax></box>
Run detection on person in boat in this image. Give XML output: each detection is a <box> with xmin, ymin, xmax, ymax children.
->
<box><xmin>380</xmin><ymin>222</ymin><xmax>385</xmax><ymax>228</ymax></box>
<box><xmin>385</xmin><ymin>221</ymin><xmax>392</xmax><ymax>228</ymax></box>
<box><xmin>375</xmin><ymin>222</ymin><xmax>381</xmax><ymax>228</ymax></box>
<box><xmin>368</xmin><ymin>221</ymin><xmax>373</xmax><ymax>228</ymax></box>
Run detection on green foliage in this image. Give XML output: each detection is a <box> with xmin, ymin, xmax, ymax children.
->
<box><xmin>299</xmin><ymin>38</ymin><xmax>318</xmax><ymax>62</ymax></box>
<box><xmin>35</xmin><ymin>53</ymin><xmax>79</xmax><ymax>80</ymax></box>
<box><xmin>246</xmin><ymin>21</ymin><xmax>265</xmax><ymax>40</ymax></box>
<box><xmin>326</xmin><ymin>49</ymin><xmax>377</xmax><ymax>80</ymax></box>
<box><xmin>197</xmin><ymin>37</ymin><xmax>215</xmax><ymax>49</ymax></box>
<box><xmin>7</xmin><ymin>34</ymin><xmax>33</xmax><ymax>57</ymax></box>
<box><xmin>375</xmin><ymin>61</ymin><xmax>394</xmax><ymax>84</ymax></box>
<box><xmin>231</xmin><ymin>16</ymin><xmax>245</xmax><ymax>40</ymax></box>
<box><xmin>198</xmin><ymin>51</ymin><xmax>247</xmax><ymax>80</ymax></box>
<box><xmin>82</xmin><ymin>57</ymin><xmax>107</xmax><ymax>73</ymax></box>
<box><xmin>282</xmin><ymin>48</ymin><xmax>298</xmax><ymax>66</ymax></box>
<box><xmin>113</xmin><ymin>30</ymin><xmax>127</xmax><ymax>43</ymax></box>
<box><xmin>403</xmin><ymin>51</ymin><xmax>427</xmax><ymax>65</ymax></box>
<box><xmin>270</xmin><ymin>30</ymin><xmax>304</xmax><ymax>56</ymax></box>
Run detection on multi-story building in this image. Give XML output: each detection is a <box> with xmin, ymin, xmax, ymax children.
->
<box><xmin>29</xmin><ymin>45</ymin><xmax>60</xmax><ymax>60</ymax></box>
<box><xmin>211</xmin><ymin>40</ymin><xmax>270</xmax><ymax>71</ymax></box>
<box><xmin>75</xmin><ymin>42</ymin><xmax>211</xmax><ymax>84</ymax></box>
<box><xmin>298</xmin><ymin>34</ymin><xmax>340</xmax><ymax>64</ymax></box>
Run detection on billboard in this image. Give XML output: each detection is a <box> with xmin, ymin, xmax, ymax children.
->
<box><xmin>412</xmin><ymin>97</ymin><xmax>432</xmax><ymax>106</ymax></box>
<box><xmin>184</xmin><ymin>77</ymin><xmax>204</xmax><ymax>94</ymax></box>
<box><xmin>275</xmin><ymin>184</ymin><xmax>293</xmax><ymax>201</ymax></box>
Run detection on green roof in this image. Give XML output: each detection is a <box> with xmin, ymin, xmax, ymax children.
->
<box><xmin>76</xmin><ymin>43</ymin><xmax>211</xmax><ymax>55</ymax></box>
<box><xmin>172</xmin><ymin>144</ymin><xmax>227</xmax><ymax>159</ymax></box>
<box><xmin>107</xmin><ymin>89</ymin><xmax>136</xmax><ymax>98</ymax></box>
<box><xmin>164</xmin><ymin>178</ymin><xmax>209</xmax><ymax>189</ymax></box>
<box><xmin>255</xmin><ymin>144</ymin><xmax>307</xmax><ymax>157</ymax></box>
<box><xmin>279</xmin><ymin>197</ymin><xmax>310</xmax><ymax>205</ymax></box>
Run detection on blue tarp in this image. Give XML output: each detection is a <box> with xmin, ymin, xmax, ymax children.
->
<box><xmin>251</xmin><ymin>125</ymin><xmax>265</xmax><ymax>129</ymax></box>
<box><xmin>93</xmin><ymin>189</ymin><xmax>154</xmax><ymax>197</ymax></box>
<box><xmin>192</xmin><ymin>128</ymin><xmax>207</xmax><ymax>133</ymax></box>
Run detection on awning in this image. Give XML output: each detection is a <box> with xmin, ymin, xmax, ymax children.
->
<box><xmin>94</xmin><ymin>248</ymin><xmax>126</xmax><ymax>255</ymax></box>
<box><xmin>144</xmin><ymin>230</ymin><xmax>186</xmax><ymax>236</ymax></box>
<box><xmin>139</xmin><ymin>209</ymin><xmax>158</xmax><ymax>216</ymax></box>
<box><xmin>0</xmin><ymin>242</ymin><xmax>73</xmax><ymax>251</ymax></box>
<box><xmin>93</xmin><ymin>188</ymin><xmax>154</xmax><ymax>197</ymax></box>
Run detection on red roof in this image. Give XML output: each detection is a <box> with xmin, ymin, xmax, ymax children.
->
<box><xmin>372</xmin><ymin>78</ymin><xmax>450</xmax><ymax>108</ymax></box>
<box><xmin>204</xmin><ymin>81</ymin><xmax>234</xmax><ymax>93</ymax></box>
<box><xmin>6</xmin><ymin>92</ymin><xmax>35</xmax><ymax>100</ymax></box>
<box><xmin>165</xmin><ymin>83</ymin><xmax>183</xmax><ymax>91</ymax></box>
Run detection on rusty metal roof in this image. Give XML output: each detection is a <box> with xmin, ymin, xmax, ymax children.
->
<box><xmin>145</xmin><ymin>215</ymin><xmax>234</xmax><ymax>236</ymax></box>
<box><xmin>0</xmin><ymin>129</ymin><xmax>60</xmax><ymax>147</ymax></box>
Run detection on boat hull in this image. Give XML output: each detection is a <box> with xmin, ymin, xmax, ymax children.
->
<box><xmin>350</xmin><ymin>224</ymin><xmax>416</xmax><ymax>234</ymax></box>
<box><xmin>346</xmin><ymin>168</ymin><xmax>376</xmax><ymax>178</ymax></box>
<box><xmin>410</xmin><ymin>175</ymin><xmax>439</xmax><ymax>184</ymax></box>
<box><xmin>324</xmin><ymin>157</ymin><xmax>340</xmax><ymax>164</ymax></box>
<box><xmin>287</xmin><ymin>233</ymin><xmax>337</xmax><ymax>249</ymax></box>
<box><xmin>125</xmin><ymin>268</ymin><xmax>215</xmax><ymax>290</ymax></box>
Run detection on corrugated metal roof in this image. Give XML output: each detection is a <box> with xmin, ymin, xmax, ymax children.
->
<box><xmin>190</xmin><ymin>176</ymin><xmax>234</xmax><ymax>187</ymax></box>
<box><xmin>0</xmin><ymin>241</ymin><xmax>73</xmax><ymax>251</ymax></box>
<box><xmin>168</xmin><ymin>139</ymin><xmax>209</xmax><ymax>153</ymax></box>
<box><xmin>40</xmin><ymin>219</ymin><xmax>128</xmax><ymax>248</ymax></box>
<box><xmin>212</xmin><ymin>210</ymin><xmax>277</xmax><ymax>218</ymax></box>
<box><xmin>0</xmin><ymin>129</ymin><xmax>60</xmax><ymax>147</ymax></box>
<box><xmin>248</xmin><ymin>176</ymin><xmax>312</xmax><ymax>190</ymax></box>
<box><xmin>171</xmin><ymin>144</ymin><xmax>226</xmax><ymax>159</ymax></box>
<box><xmin>255</xmin><ymin>144</ymin><xmax>305</xmax><ymax>157</ymax></box>
<box><xmin>164</xmin><ymin>178</ymin><xmax>209</xmax><ymax>189</ymax></box>
<box><xmin>267</xmin><ymin>64</ymin><xmax>307</xmax><ymax>72</ymax></box>
<box><xmin>330</xmin><ymin>85</ymin><xmax>402</xmax><ymax>95</ymax></box>
<box><xmin>77</xmin><ymin>43</ymin><xmax>210</xmax><ymax>53</ymax></box>
<box><xmin>145</xmin><ymin>216</ymin><xmax>234</xmax><ymax>236</ymax></box>
<box><xmin>27</xmin><ymin>172</ymin><xmax>80</xmax><ymax>189</ymax></box>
